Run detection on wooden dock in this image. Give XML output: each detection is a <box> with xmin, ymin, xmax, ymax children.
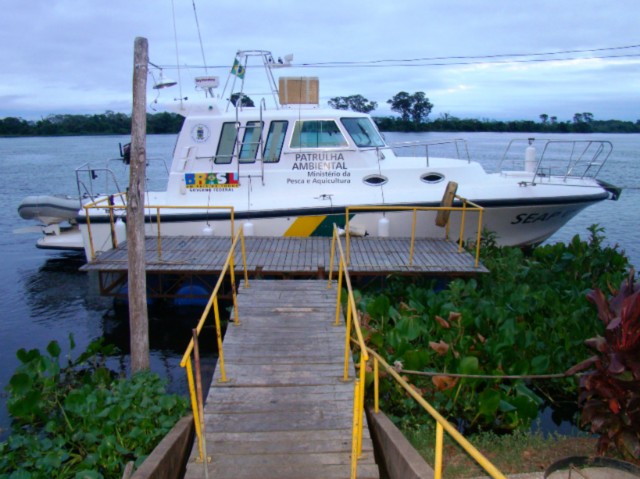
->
<box><xmin>82</xmin><ymin>235</ymin><xmax>487</xmax><ymax>277</ymax></box>
<box><xmin>184</xmin><ymin>279</ymin><xmax>379</xmax><ymax>479</ymax></box>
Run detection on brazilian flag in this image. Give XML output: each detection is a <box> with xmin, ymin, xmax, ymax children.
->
<box><xmin>231</xmin><ymin>58</ymin><xmax>245</xmax><ymax>79</ymax></box>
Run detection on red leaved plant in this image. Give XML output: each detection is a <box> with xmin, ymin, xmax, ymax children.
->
<box><xmin>567</xmin><ymin>269</ymin><xmax>640</xmax><ymax>463</ymax></box>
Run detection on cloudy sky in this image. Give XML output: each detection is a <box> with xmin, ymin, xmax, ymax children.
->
<box><xmin>1</xmin><ymin>0</ymin><xmax>638</xmax><ymax>122</ymax></box>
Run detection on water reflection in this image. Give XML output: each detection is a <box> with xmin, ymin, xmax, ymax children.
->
<box><xmin>22</xmin><ymin>252</ymin><xmax>111</xmax><ymax>324</ymax></box>
<box><xmin>2</xmin><ymin>248</ymin><xmax>219</xmax><ymax>441</ymax></box>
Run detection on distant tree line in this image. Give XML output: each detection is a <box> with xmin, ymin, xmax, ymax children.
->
<box><xmin>2</xmin><ymin>94</ymin><xmax>639</xmax><ymax>136</ymax></box>
<box><xmin>330</xmin><ymin>92</ymin><xmax>640</xmax><ymax>133</ymax></box>
<box><xmin>373</xmin><ymin>115</ymin><xmax>640</xmax><ymax>134</ymax></box>
<box><xmin>0</xmin><ymin>111</ymin><xmax>184</xmax><ymax>137</ymax></box>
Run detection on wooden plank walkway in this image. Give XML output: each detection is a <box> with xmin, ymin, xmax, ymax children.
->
<box><xmin>183</xmin><ymin>279</ymin><xmax>379</xmax><ymax>479</ymax></box>
<box><xmin>82</xmin><ymin>235</ymin><xmax>487</xmax><ymax>276</ymax></box>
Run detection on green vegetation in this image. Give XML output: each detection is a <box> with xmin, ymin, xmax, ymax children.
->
<box><xmin>3</xmin><ymin>90</ymin><xmax>640</xmax><ymax>137</ymax></box>
<box><xmin>386</xmin><ymin>91</ymin><xmax>434</xmax><ymax>125</ymax></box>
<box><xmin>373</xmin><ymin>115</ymin><xmax>640</xmax><ymax>133</ymax></box>
<box><xmin>356</xmin><ymin>226</ymin><xmax>632</xmax><ymax>436</ymax></box>
<box><xmin>328</xmin><ymin>94</ymin><xmax>377</xmax><ymax>113</ymax></box>
<box><xmin>0</xmin><ymin>336</ymin><xmax>188</xmax><ymax>479</ymax></box>
<box><xmin>0</xmin><ymin>111</ymin><xmax>183</xmax><ymax>137</ymax></box>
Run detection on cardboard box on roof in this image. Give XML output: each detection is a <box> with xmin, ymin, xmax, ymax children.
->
<box><xmin>279</xmin><ymin>77</ymin><xmax>319</xmax><ymax>105</ymax></box>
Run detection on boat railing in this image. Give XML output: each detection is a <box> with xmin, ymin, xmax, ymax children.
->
<box><xmin>327</xmin><ymin>222</ymin><xmax>505</xmax><ymax>479</ymax></box>
<box><xmin>497</xmin><ymin>138</ymin><xmax>613</xmax><ymax>182</ymax></box>
<box><xmin>278</xmin><ymin>139</ymin><xmax>471</xmax><ymax>166</ymax></box>
<box><xmin>378</xmin><ymin>138</ymin><xmax>471</xmax><ymax>166</ymax></box>
<box><xmin>75</xmin><ymin>156</ymin><xmax>170</xmax><ymax>203</ymax></box>
<box><xmin>75</xmin><ymin>162</ymin><xmax>125</xmax><ymax>204</ymax></box>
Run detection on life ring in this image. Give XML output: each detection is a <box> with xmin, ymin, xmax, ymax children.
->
<box><xmin>435</xmin><ymin>181</ymin><xmax>458</xmax><ymax>227</ymax></box>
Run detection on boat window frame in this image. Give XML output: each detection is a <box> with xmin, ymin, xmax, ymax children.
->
<box><xmin>214</xmin><ymin>122</ymin><xmax>238</xmax><ymax>164</ymax></box>
<box><xmin>363</xmin><ymin>174</ymin><xmax>388</xmax><ymax>186</ymax></box>
<box><xmin>421</xmin><ymin>172</ymin><xmax>446</xmax><ymax>184</ymax></box>
<box><xmin>263</xmin><ymin>120</ymin><xmax>288</xmax><ymax>163</ymax></box>
<box><xmin>239</xmin><ymin>121</ymin><xmax>263</xmax><ymax>163</ymax></box>
<box><xmin>289</xmin><ymin>119</ymin><xmax>349</xmax><ymax>149</ymax></box>
<box><xmin>340</xmin><ymin>117</ymin><xmax>385</xmax><ymax>148</ymax></box>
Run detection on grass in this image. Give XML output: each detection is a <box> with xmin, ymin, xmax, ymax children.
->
<box><xmin>402</xmin><ymin>423</ymin><xmax>603</xmax><ymax>478</ymax></box>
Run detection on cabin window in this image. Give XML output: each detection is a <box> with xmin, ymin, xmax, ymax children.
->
<box><xmin>263</xmin><ymin>121</ymin><xmax>287</xmax><ymax>163</ymax></box>
<box><xmin>290</xmin><ymin>120</ymin><xmax>348</xmax><ymax>149</ymax></box>
<box><xmin>421</xmin><ymin>172</ymin><xmax>445</xmax><ymax>184</ymax></box>
<box><xmin>239</xmin><ymin>121</ymin><xmax>262</xmax><ymax>163</ymax></box>
<box><xmin>214</xmin><ymin>122</ymin><xmax>237</xmax><ymax>164</ymax></box>
<box><xmin>341</xmin><ymin>118</ymin><xmax>385</xmax><ymax>148</ymax></box>
<box><xmin>363</xmin><ymin>174</ymin><xmax>388</xmax><ymax>186</ymax></box>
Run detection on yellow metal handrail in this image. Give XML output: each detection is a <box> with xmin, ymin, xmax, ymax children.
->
<box><xmin>81</xmin><ymin>192</ymin><xmax>236</xmax><ymax>261</ymax></box>
<box><xmin>330</xmin><ymin>222</ymin><xmax>506</xmax><ymax>479</ymax></box>
<box><xmin>343</xmin><ymin>196</ymin><xmax>484</xmax><ymax>269</ymax></box>
<box><xmin>178</xmin><ymin>225</ymin><xmax>249</xmax><ymax>463</ymax></box>
<box><xmin>328</xmin><ymin>224</ymin><xmax>370</xmax><ymax>479</ymax></box>
<box><xmin>367</xmin><ymin>347</ymin><xmax>507</xmax><ymax>479</ymax></box>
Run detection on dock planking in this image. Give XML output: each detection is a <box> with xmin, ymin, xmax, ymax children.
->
<box><xmin>82</xmin><ymin>235</ymin><xmax>487</xmax><ymax>277</ymax></box>
<box><xmin>183</xmin><ymin>279</ymin><xmax>379</xmax><ymax>479</ymax></box>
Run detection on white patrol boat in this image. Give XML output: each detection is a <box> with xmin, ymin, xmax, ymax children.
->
<box><xmin>18</xmin><ymin>50</ymin><xmax>620</xmax><ymax>261</ymax></box>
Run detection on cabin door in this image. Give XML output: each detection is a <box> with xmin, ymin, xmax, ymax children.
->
<box><xmin>236</xmin><ymin>121</ymin><xmax>264</xmax><ymax>182</ymax></box>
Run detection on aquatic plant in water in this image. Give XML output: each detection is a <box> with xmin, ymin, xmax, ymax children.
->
<box><xmin>0</xmin><ymin>336</ymin><xmax>187</xmax><ymax>478</ymax></box>
<box><xmin>356</xmin><ymin>226</ymin><xmax>630</xmax><ymax>434</ymax></box>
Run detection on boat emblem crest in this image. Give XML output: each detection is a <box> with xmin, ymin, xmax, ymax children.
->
<box><xmin>191</xmin><ymin>124</ymin><xmax>210</xmax><ymax>143</ymax></box>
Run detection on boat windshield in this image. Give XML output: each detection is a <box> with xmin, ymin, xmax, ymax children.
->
<box><xmin>290</xmin><ymin>120</ymin><xmax>348</xmax><ymax>148</ymax></box>
<box><xmin>341</xmin><ymin>117</ymin><xmax>385</xmax><ymax>148</ymax></box>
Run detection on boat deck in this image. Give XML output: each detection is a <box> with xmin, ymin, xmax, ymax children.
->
<box><xmin>183</xmin><ymin>279</ymin><xmax>379</xmax><ymax>479</ymax></box>
<box><xmin>81</xmin><ymin>235</ymin><xmax>487</xmax><ymax>277</ymax></box>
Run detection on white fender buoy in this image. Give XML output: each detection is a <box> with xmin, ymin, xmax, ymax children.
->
<box><xmin>114</xmin><ymin>217</ymin><xmax>126</xmax><ymax>244</ymax></box>
<box><xmin>378</xmin><ymin>217</ymin><xmax>390</xmax><ymax>237</ymax></box>
<box><xmin>525</xmin><ymin>144</ymin><xmax>536</xmax><ymax>173</ymax></box>
<box><xmin>202</xmin><ymin>224</ymin><xmax>214</xmax><ymax>236</ymax></box>
<box><xmin>180</xmin><ymin>178</ymin><xmax>187</xmax><ymax>195</ymax></box>
<box><xmin>243</xmin><ymin>221</ymin><xmax>254</xmax><ymax>236</ymax></box>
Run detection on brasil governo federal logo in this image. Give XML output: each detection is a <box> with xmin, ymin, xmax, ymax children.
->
<box><xmin>185</xmin><ymin>172</ymin><xmax>239</xmax><ymax>189</ymax></box>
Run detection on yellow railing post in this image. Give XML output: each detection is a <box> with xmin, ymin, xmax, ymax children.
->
<box><xmin>357</xmin><ymin>354</ymin><xmax>366</xmax><ymax>457</ymax></box>
<box><xmin>409</xmin><ymin>208</ymin><xmax>417</xmax><ymax>265</ymax></box>
<box><xmin>434</xmin><ymin>422</ymin><xmax>444</xmax><ymax>479</ymax></box>
<box><xmin>212</xmin><ymin>296</ymin><xmax>228</xmax><ymax>383</ymax></box>
<box><xmin>345</xmin><ymin>209</ymin><xmax>351</xmax><ymax>266</ymax></box>
<box><xmin>343</xmin><ymin>285</ymin><xmax>353</xmax><ymax>381</ymax></box>
<box><xmin>328</xmin><ymin>226</ymin><xmax>337</xmax><ymax>287</ymax></box>
<box><xmin>334</xmin><ymin>260</ymin><xmax>344</xmax><ymax>327</ymax></box>
<box><xmin>350</xmin><ymin>379</ymin><xmax>360</xmax><ymax>479</ymax></box>
<box><xmin>374</xmin><ymin>357</ymin><xmax>379</xmax><ymax>414</ymax></box>
<box><xmin>458</xmin><ymin>199</ymin><xmax>467</xmax><ymax>252</ymax></box>
<box><xmin>240</xmin><ymin>226</ymin><xmax>249</xmax><ymax>288</ymax></box>
<box><xmin>228</xmin><ymin>233</ymin><xmax>239</xmax><ymax>326</ymax></box>
<box><xmin>185</xmin><ymin>358</ymin><xmax>204</xmax><ymax>462</ymax></box>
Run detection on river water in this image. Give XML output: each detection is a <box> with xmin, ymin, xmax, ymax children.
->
<box><xmin>0</xmin><ymin>132</ymin><xmax>638</xmax><ymax>440</ymax></box>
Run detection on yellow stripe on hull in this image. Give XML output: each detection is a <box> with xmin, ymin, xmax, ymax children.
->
<box><xmin>284</xmin><ymin>215</ymin><xmax>327</xmax><ymax>237</ymax></box>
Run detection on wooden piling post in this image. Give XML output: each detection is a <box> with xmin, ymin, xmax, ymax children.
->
<box><xmin>128</xmin><ymin>37</ymin><xmax>150</xmax><ymax>372</ymax></box>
